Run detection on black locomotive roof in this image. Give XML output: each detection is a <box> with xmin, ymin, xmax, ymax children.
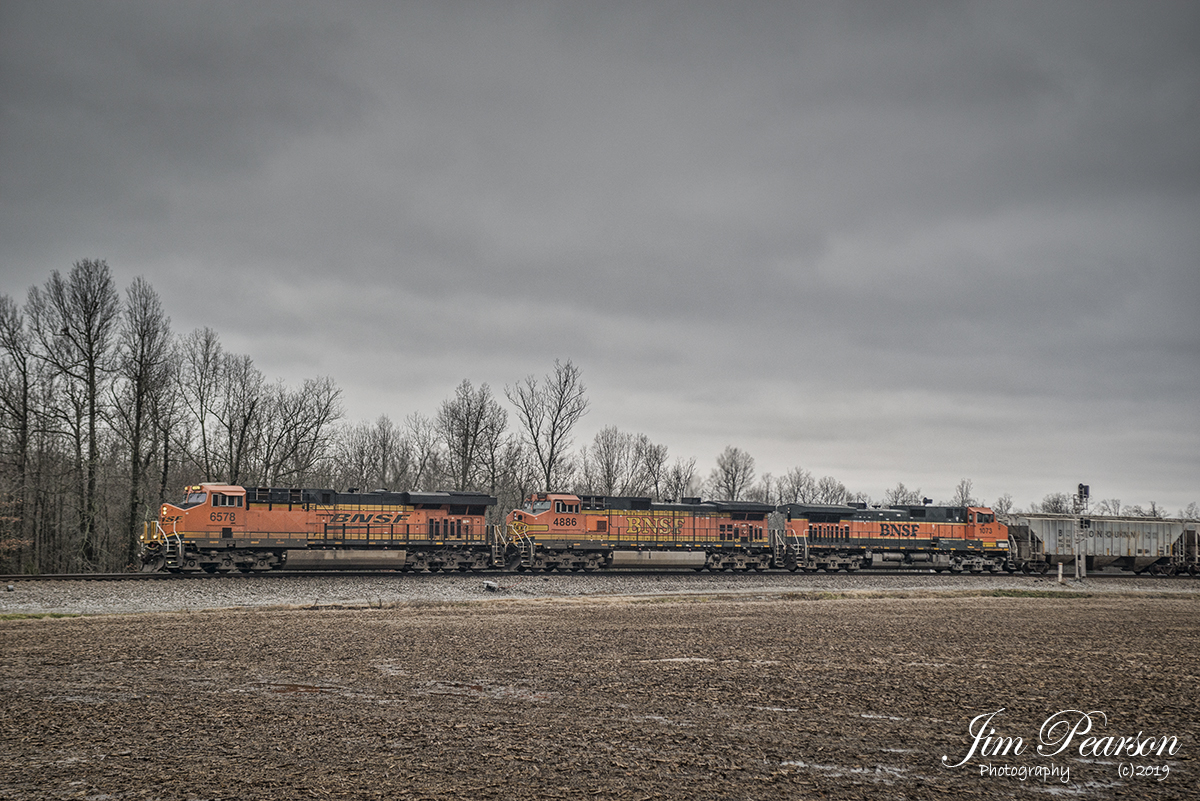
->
<box><xmin>578</xmin><ymin>495</ymin><xmax>774</xmax><ymax>516</ymax></box>
<box><xmin>778</xmin><ymin>503</ymin><xmax>968</xmax><ymax>523</ymax></box>
<box><xmin>242</xmin><ymin>486</ymin><xmax>495</xmax><ymax>508</ymax></box>
<box><xmin>777</xmin><ymin>504</ymin><xmax>857</xmax><ymax>522</ymax></box>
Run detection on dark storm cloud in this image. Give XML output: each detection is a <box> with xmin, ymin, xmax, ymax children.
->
<box><xmin>1</xmin><ymin>1</ymin><xmax>1197</xmax><ymax>509</ymax></box>
<box><xmin>0</xmin><ymin>2</ymin><xmax>364</xmax><ymax>265</ymax></box>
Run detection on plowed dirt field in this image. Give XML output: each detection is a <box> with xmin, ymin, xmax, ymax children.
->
<box><xmin>1</xmin><ymin>592</ymin><xmax>1195</xmax><ymax>799</ymax></box>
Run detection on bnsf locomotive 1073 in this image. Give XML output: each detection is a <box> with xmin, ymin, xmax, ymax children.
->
<box><xmin>141</xmin><ymin>483</ymin><xmax>1199</xmax><ymax>576</ymax></box>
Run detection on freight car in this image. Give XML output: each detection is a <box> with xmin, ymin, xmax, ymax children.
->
<box><xmin>140</xmin><ymin>483</ymin><xmax>496</xmax><ymax>573</ymax></box>
<box><xmin>1006</xmin><ymin>513</ymin><xmax>1199</xmax><ymax>576</ymax></box>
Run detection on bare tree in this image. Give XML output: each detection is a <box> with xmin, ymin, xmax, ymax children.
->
<box><xmin>1039</xmin><ymin>493</ymin><xmax>1071</xmax><ymax>514</ymax></box>
<box><xmin>343</xmin><ymin>413</ymin><xmax>414</xmax><ymax>491</ymax></box>
<box><xmin>662</xmin><ymin>457</ymin><xmax>697</xmax><ymax>502</ymax></box>
<box><xmin>0</xmin><ymin>295</ymin><xmax>35</xmax><ymax>570</ymax></box>
<box><xmin>747</xmin><ymin>472</ymin><xmax>777</xmax><ymax>504</ymax></box>
<box><xmin>637</xmin><ymin>435</ymin><xmax>670</xmax><ymax>500</ymax></box>
<box><xmin>488</xmin><ymin>437</ymin><xmax>540</xmax><ymax>523</ymax></box>
<box><xmin>948</xmin><ymin>478</ymin><xmax>977</xmax><ymax>507</ymax></box>
<box><xmin>778</xmin><ymin>466</ymin><xmax>817</xmax><ymax>504</ymax></box>
<box><xmin>578</xmin><ymin>427</ymin><xmax>638</xmax><ymax>496</ymax></box>
<box><xmin>575</xmin><ymin>428</ymin><xmax>670</xmax><ymax>498</ymax></box>
<box><xmin>26</xmin><ymin>260</ymin><xmax>121</xmax><ymax>567</ymax></box>
<box><xmin>150</xmin><ymin>345</ymin><xmax>185</xmax><ymax>504</ymax></box>
<box><xmin>883</xmin><ymin>482</ymin><xmax>923</xmax><ymax>506</ymax></box>
<box><xmin>176</xmin><ymin>328</ymin><xmax>224</xmax><ymax>479</ymax></box>
<box><xmin>330</xmin><ymin>419</ymin><xmax>378</xmax><ymax>492</ymax></box>
<box><xmin>506</xmin><ymin>359</ymin><xmax>588</xmax><ymax>491</ymax></box>
<box><xmin>814</xmin><ymin>475</ymin><xmax>848</xmax><ymax>505</ymax></box>
<box><xmin>1094</xmin><ymin>498</ymin><xmax>1122</xmax><ymax>516</ymax></box>
<box><xmin>214</xmin><ymin>353</ymin><xmax>264</xmax><ymax>484</ymax></box>
<box><xmin>992</xmin><ymin>493</ymin><xmax>1014</xmax><ymax>515</ymax></box>
<box><xmin>1129</xmin><ymin>501</ymin><xmax>1165</xmax><ymax>518</ymax></box>
<box><xmin>111</xmin><ymin>278</ymin><xmax>172</xmax><ymax>565</ymax></box>
<box><xmin>255</xmin><ymin>375</ymin><xmax>341</xmax><ymax>486</ymax></box>
<box><xmin>437</xmin><ymin>379</ymin><xmax>507</xmax><ymax>492</ymax></box>
<box><xmin>405</xmin><ymin>412</ymin><xmax>443</xmax><ymax>491</ymax></box>
<box><xmin>708</xmin><ymin>446</ymin><xmax>755</xmax><ymax>501</ymax></box>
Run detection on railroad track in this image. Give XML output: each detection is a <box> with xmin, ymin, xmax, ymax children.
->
<box><xmin>1</xmin><ymin>568</ymin><xmax>1190</xmax><ymax>582</ymax></box>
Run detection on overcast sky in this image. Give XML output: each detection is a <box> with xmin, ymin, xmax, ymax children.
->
<box><xmin>2</xmin><ymin>1</ymin><xmax>1197</xmax><ymax>512</ymax></box>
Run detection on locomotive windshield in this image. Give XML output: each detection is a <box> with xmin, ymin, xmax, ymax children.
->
<box><xmin>524</xmin><ymin>499</ymin><xmax>552</xmax><ymax>513</ymax></box>
<box><xmin>181</xmin><ymin>492</ymin><xmax>207</xmax><ymax>509</ymax></box>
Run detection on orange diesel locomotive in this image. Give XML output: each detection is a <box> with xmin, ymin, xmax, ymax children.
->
<box><xmin>141</xmin><ymin>483</ymin><xmax>495</xmax><ymax>573</ymax></box>
<box><xmin>777</xmin><ymin>503</ymin><xmax>1012</xmax><ymax>573</ymax></box>
<box><xmin>141</xmin><ymin>484</ymin><xmax>1017</xmax><ymax>574</ymax></box>
<box><xmin>503</xmin><ymin>494</ymin><xmax>1013</xmax><ymax>573</ymax></box>
<box><xmin>505</xmin><ymin>493</ymin><xmax>777</xmax><ymax>571</ymax></box>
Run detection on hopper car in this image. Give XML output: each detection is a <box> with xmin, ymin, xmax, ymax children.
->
<box><xmin>1008</xmin><ymin>513</ymin><xmax>1199</xmax><ymax>577</ymax></box>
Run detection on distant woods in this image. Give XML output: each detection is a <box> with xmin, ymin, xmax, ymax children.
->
<box><xmin>0</xmin><ymin>261</ymin><xmax>344</xmax><ymax>573</ymax></box>
<box><xmin>1</xmin><ymin>262</ymin><xmax>1190</xmax><ymax>573</ymax></box>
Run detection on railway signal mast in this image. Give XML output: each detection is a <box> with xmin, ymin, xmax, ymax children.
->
<box><xmin>1074</xmin><ymin>483</ymin><xmax>1090</xmax><ymax>580</ymax></box>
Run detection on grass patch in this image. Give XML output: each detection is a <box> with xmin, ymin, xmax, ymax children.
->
<box><xmin>0</xmin><ymin>612</ymin><xmax>82</xmax><ymax>620</ymax></box>
<box><xmin>778</xmin><ymin>588</ymin><xmax>1098</xmax><ymax>602</ymax></box>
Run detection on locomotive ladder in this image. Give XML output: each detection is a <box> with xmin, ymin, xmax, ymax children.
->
<box><xmin>155</xmin><ymin>521</ymin><xmax>183</xmax><ymax>570</ymax></box>
<box><xmin>515</xmin><ymin>531</ymin><xmax>535</xmax><ymax>568</ymax></box>
<box><xmin>489</xmin><ymin>524</ymin><xmax>507</xmax><ymax>568</ymax></box>
<box><xmin>497</xmin><ymin>523</ymin><xmax>536</xmax><ymax>569</ymax></box>
<box><xmin>771</xmin><ymin>529</ymin><xmax>806</xmax><ymax>569</ymax></box>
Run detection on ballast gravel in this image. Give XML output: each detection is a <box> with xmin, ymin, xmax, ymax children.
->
<box><xmin>1</xmin><ymin>570</ymin><xmax>1195</xmax><ymax>616</ymax></box>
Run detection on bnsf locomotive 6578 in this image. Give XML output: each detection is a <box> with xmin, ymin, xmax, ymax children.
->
<box><xmin>141</xmin><ymin>484</ymin><xmax>1198</xmax><ymax>575</ymax></box>
<box><xmin>141</xmin><ymin>484</ymin><xmax>496</xmax><ymax>573</ymax></box>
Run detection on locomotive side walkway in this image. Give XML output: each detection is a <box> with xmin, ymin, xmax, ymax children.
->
<box><xmin>0</xmin><ymin>591</ymin><xmax>1196</xmax><ymax>800</ymax></box>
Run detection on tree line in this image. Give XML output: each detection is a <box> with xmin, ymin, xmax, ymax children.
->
<box><xmin>1</xmin><ymin>261</ymin><xmax>1192</xmax><ymax>573</ymax></box>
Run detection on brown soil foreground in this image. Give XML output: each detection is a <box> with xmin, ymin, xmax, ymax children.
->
<box><xmin>0</xmin><ymin>593</ymin><xmax>1196</xmax><ymax>800</ymax></box>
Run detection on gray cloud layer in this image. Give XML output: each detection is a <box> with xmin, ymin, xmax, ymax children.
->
<box><xmin>2</xmin><ymin>1</ymin><xmax>1197</xmax><ymax>509</ymax></box>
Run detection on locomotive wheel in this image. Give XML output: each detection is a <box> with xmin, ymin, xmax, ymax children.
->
<box><xmin>1021</xmin><ymin>563</ymin><xmax>1032</xmax><ymax>575</ymax></box>
<box><xmin>1038</xmin><ymin>563</ymin><xmax>1050</xmax><ymax>575</ymax></box>
<box><xmin>1189</xmin><ymin>565</ymin><xmax>1199</xmax><ymax>577</ymax></box>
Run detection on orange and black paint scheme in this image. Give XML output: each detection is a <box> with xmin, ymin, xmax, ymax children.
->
<box><xmin>504</xmin><ymin>493</ymin><xmax>776</xmax><ymax>571</ymax></box>
<box><xmin>777</xmin><ymin>503</ymin><xmax>1010</xmax><ymax>572</ymax></box>
<box><xmin>141</xmin><ymin>483</ymin><xmax>495</xmax><ymax>573</ymax></box>
<box><xmin>140</xmin><ymin>484</ymin><xmax>1013</xmax><ymax>574</ymax></box>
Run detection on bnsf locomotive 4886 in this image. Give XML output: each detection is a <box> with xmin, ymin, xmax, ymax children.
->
<box><xmin>141</xmin><ymin>484</ymin><xmax>1198</xmax><ymax>575</ymax></box>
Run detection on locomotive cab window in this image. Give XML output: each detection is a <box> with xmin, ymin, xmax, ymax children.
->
<box><xmin>182</xmin><ymin>492</ymin><xmax>207</xmax><ymax>509</ymax></box>
<box><xmin>211</xmin><ymin>493</ymin><xmax>242</xmax><ymax>508</ymax></box>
